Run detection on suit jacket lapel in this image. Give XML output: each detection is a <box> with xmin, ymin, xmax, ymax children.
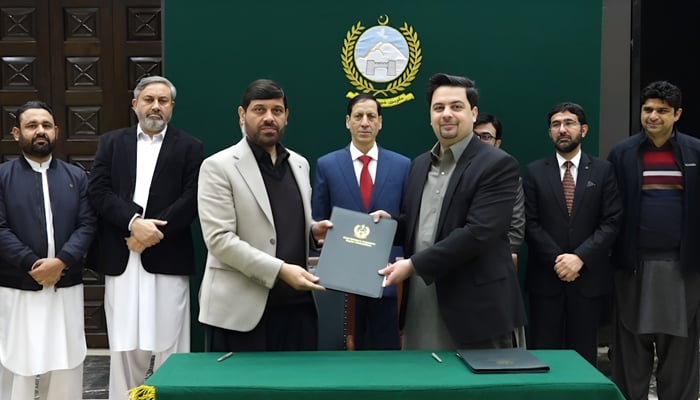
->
<box><xmin>151</xmin><ymin>126</ymin><xmax>178</xmax><ymax>185</ymax></box>
<box><xmin>338</xmin><ymin>147</ymin><xmax>365</xmax><ymax>210</ymax></box>
<box><xmin>372</xmin><ymin>146</ymin><xmax>392</xmax><ymax>210</ymax></box>
<box><xmin>234</xmin><ymin>141</ymin><xmax>275</xmax><ymax>226</ymax></box>
<box><xmin>545</xmin><ymin>155</ymin><xmax>569</xmax><ymax>217</ymax></box>
<box><xmin>436</xmin><ymin>140</ymin><xmax>476</xmax><ymax>232</ymax></box>
<box><xmin>572</xmin><ymin>152</ymin><xmax>593</xmax><ymax>218</ymax></box>
<box><xmin>288</xmin><ymin>152</ymin><xmax>312</xmax><ymax>228</ymax></box>
<box><xmin>405</xmin><ymin>153</ymin><xmax>431</xmax><ymax>247</ymax></box>
<box><xmin>123</xmin><ymin>127</ymin><xmax>138</xmax><ymax>190</ymax></box>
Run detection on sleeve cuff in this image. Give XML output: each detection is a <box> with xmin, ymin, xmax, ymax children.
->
<box><xmin>128</xmin><ymin>214</ymin><xmax>141</xmax><ymax>231</ymax></box>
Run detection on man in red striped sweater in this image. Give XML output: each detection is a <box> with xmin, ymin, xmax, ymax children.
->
<box><xmin>607</xmin><ymin>81</ymin><xmax>700</xmax><ymax>400</ymax></box>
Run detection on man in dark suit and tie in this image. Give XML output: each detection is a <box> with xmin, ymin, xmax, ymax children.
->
<box><xmin>377</xmin><ymin>73</ymin><xmax>526</xmax><ymax>349</ymax></box>
<box><xmin>312</xmin><ymin>93</ymin><xmax>410</xmax><ymax>350</ymax></box>
<box><xmin>88</xmin><ymin>76</ymin><xmax>204</xmax><ymax>400</ymax></box>
<box><xmin>523</xmin><ymin>102</ymin><xmax>622</xmax><ymax>365</ymax></box>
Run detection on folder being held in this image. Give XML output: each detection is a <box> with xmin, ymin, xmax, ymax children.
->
<box><xmin>314</xmin><ymin>207</ymin><xmax>397</xmax><ymax>298</ymax></box>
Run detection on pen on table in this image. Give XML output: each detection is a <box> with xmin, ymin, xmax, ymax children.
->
<box><xmin>217</xmin><ymin>352</ymin><xmax>234</xmax><ymax>362</ymax></box>
<box><xmin>431</xmin><ymin>352</ymin><xmax>443</xmax><ymax>363</ymax></box>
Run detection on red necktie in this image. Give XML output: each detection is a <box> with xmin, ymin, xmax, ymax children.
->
<box><xmin>358</xmin><ymin>155</ymin><xmax>373</xmax><ymax>209</ymax></box>
<box><xmin>562</xmin><ymin>161</ymin><xmax>575</xmax><ymax>215</ymax></box>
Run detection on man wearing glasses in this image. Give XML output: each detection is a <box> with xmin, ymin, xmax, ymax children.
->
<box><xmin>473</xmin><ymin>113</ymin><xmax>502</xmax><ymax>147</ymax></box>
<box><xmin>474</xmin><ymin>114</ymin><xmax>525</xmax><ymax>262</ymax></box>
<box><xmin>523</xmin><ymin>102</ymin><xmax>621</xmax><ymax>366</ymax></box>
<box><xmin>474</xmin><ymin>113</ymin><xmax>526</xmax><ymax>348</ymax></box>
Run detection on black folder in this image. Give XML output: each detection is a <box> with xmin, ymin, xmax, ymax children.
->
<box><xmin>456</xmin><ymin>348</ymin><xmax>550</xmax><ymax>374</ymax></box>
<box><xmin>314</xmin><ymin>207</ymin><xmax>397</xmax><ymax>298</ymax></box>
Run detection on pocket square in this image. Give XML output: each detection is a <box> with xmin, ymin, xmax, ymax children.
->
<box><xmin>685</xmin><ymin>163</ymin><xmax>697</xmax><ymax>167</ymax></box>
<box><xmin>586</xmin><ymin>181</ymin><xmax>596</xmax><ymax>188</ymax></box>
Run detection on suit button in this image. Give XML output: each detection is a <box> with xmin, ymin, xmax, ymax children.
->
<box><xmin>270</xmin><ymin>238</ymin><xmax>276</xmax><ymax>245</ymax></box>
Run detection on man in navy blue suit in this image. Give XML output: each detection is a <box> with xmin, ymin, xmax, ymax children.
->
<box><xmin>312</xmin><ymin>93</ymin><xmax>410</xmax><ymax>350</ymax></box>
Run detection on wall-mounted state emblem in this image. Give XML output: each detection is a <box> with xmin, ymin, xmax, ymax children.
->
<box><xmin>341</xmin><ymin>15</ymin><xmax>422</xmax><ymax>108</ymax></box>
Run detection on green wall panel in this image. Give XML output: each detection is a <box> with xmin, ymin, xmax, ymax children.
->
<box><xmin>163</xmin><ymin>0</ymin><xmax>603</xmax><ymax>350</ymax></box>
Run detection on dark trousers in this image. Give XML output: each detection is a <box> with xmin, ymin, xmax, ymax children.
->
<box><xmin>529</xmin><ymin>287</ymin><xmax>603</xmax><ymax>366</ymax></box>
<box><xmin>612</xmin><ymin>309</ymin><xmax>699</xmax><ymax>400</ymax></box>
<box><xmin>353</xmin><ymin>296</ymin><xmax>401</xmax><ymax>350</ymax></box>
<box><xmin>206</xmin><ymin>302</ymin><xmax>317</xmax><ymax>352</ymax></box>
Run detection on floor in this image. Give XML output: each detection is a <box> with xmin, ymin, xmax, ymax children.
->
<box><xmin>77</xmin><ymin>347</ymin><xmax>670</xmax><ymax>400</ymax></box>
<box><xmin>83</xmin><ymin>351</ymin><xmax>109</xmax><ymax>400</ymax></box>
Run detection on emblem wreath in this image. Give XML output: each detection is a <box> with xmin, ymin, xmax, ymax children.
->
<box><xmin>341</xmin><ymin>21</ymin><xmax>422</xmax><ymax>97</ymax></box>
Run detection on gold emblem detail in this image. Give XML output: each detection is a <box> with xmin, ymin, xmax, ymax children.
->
<box><xmin>341</xmin><ymin>16</ymin><xmax>422</xmax><ymax>107</ymax></box>
<box><xmin>353</xmin><ymin>224</ymin><xmax>371</xmax><ymax>240</ymax></box>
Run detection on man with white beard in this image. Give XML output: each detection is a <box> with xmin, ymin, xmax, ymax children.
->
<box><xmin>88</xmin><ymin>76</ymin><xmax>204</xmax><ymax>400</ymax></box>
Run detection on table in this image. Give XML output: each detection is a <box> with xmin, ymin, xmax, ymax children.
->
<box><xmin>141</xmin><ymin>350</ymin><xmax>625</xmax><ymax>400</ymax></box>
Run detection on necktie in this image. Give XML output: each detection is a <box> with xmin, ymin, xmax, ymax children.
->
<box><xmin>358</xmin><ymin>155</ymin><xmax>373</xmax><ymax>209</ymax></box>
<box><xmin>562</xmin><ymin>161</ymin><xmax>575</xmax><ymax>215</ymax></box>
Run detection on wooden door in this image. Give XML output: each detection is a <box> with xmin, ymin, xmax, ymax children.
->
<box><xmin>0</xmin><ymin>0</ymin><xmax>162</xmax><ymax>347</ymax></box>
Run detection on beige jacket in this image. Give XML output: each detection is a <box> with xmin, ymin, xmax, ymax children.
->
<box><xmin>197</xmin><ymin>138</ymin><xmax>314</xmax><ymax>332</ymax></box>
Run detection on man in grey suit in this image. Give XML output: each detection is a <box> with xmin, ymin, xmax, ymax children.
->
<box><xmin>197</xmin><ymin>79</ymin><xmax>332</xmax><ymax>352</ymax></box>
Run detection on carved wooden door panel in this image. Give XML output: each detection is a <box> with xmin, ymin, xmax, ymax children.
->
<box><xmin>0</xmin><ymin>0</ymin><xmax>162</xmax><ymax>348</ymax></box>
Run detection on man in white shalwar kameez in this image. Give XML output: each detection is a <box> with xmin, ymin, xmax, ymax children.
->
<box><xmin>88</xmin><ymin>76</ymin><xmax>204</xmax><ymax>400</ymax></box>
<box><xmin>0</xmin><ymin>101</ymin><xmax>96</xmax><ymax>400</ymax></box>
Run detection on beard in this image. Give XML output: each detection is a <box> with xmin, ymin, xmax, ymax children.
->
<box><xmin>139</xmin><ymin>114</ymin><xmax>168</xmax><ymax>132</ymax></box>
<box><xmin>439</xmin><ymin>128</ymin><xmax>458</xmax><ymax>140</ymax></box>
<box><xmin>554</xmin><ymin>132</ymin><xmax>583</xmax><ymax>154</ymax></box>
<box><xmin>136</xmin><ymin>109</ymin><xmax>170</xmax><ymax>133</ymax></box>
<box><xmin>246</xmin><ymin>120</ymin><xmax>285</xmax><ymax>148</ymax></box>
<box><xmin>19</xmin><ymin>134</ymin><xmax>54</xmax><ymax>158</ymax></box>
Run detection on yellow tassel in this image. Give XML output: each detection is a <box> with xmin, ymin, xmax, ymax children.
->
<box><xmin>128</xmin><ymin>385</ymin><xmax>156</xmax><ymax>400</ymax></box>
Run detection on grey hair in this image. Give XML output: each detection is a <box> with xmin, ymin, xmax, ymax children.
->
<box><xmin>133</xmin><ymin>75</ymin><xmax>177</xmax><ymax>100</ymax></box>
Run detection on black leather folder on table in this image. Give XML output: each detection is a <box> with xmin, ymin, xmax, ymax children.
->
<box><xmin>456</xmin><ymin>348</ymin><xmax>550</xmax><ymax>374</ymax></box>
<box><xmin>314</xmin><ymin>206</ymin><xmax>397</xmax><ymax>298</ymax></box>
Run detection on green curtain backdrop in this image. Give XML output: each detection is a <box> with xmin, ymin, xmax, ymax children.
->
<box><xmin>163</xmin><ymin>0</ymin><xmax>603</xmax><ymax>350</ymax></box>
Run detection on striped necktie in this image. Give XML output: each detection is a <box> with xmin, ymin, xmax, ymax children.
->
<box><xmin>562</xmin><ymin>161</ymin><xmax>575</xmax><ymax>215</ymax></box>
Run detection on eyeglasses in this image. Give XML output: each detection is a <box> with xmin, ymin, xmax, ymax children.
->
<box><xmin>474</xmin><ymin>131</ymin><xmax>497</xmax><ymax>142</ymax></box>
<box><xmin>549</xmin><ymin>120</ymin><xmax>580</xmax><ymax>131</ymax></box>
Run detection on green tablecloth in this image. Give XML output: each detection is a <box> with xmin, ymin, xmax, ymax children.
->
<box><xmin>144</xmin><ymin>350</ymin><xmax>624</xmax><ymax>400</ymax></box>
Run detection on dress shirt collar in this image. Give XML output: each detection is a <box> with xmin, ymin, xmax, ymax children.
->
<box><xmin>136</xmin><ymin>124</ymin><xmax>167</xmax><ymax>142</ymax></box>
<box><xmin>24</xmin><ymin>154</ymin><xmax>53</xmax><ymax>172</ymax></box>
<box><xmin>430</xmin><ymin>132</ymin><xmax>472</xmax><ymax>165</ymax></box>
<box><xmin>350</xmin><ymin>142</ymin><xmax>379</xmax><ymax>161</ymax></box>
<box><xmin>556</xmin><ymin>149</ymin><xmax>582</xmax><ymax>169</ymax></box>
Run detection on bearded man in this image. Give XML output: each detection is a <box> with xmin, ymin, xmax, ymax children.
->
<box><xmin>88</xmin><ymin>76</ymin><xmax>204</xmax><ymax>400</ymax></box>
<box><xmin>0</xmin><ymin>101</ymin><xmax>96</xmax><ymax>400</ymax></box>
<box><xmin>197</xmin><ymin>79</ymin><xmax>332</xmax><ymax>352</ymax></box>
<box><xmin>523</xmin><ymin>102</ymin><xmax>622</xmax><ymax>366</ymax></box>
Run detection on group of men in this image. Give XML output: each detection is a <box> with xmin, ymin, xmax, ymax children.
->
<box><xmin>0</xmin><ymin>73</ymin><xmax>696</xmax><ymax>400</ymax></box>
<box><xmin>0</xmin><ymin>76</ymin><xmax>204</xmax><ymax>400</ymax></box>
